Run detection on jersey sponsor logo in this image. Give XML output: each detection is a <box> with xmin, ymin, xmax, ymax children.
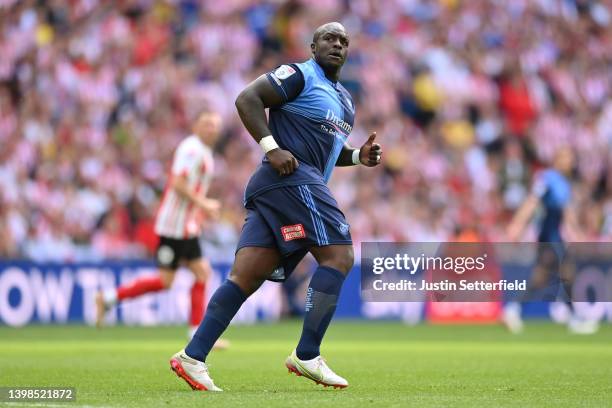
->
<box><xmin>274</xmin><ymin>65</ymin><xmax>296</xmax><ymax>80</ymax></box>
<box><xmin>281</xmin><ymin>224</ymin><xmax>306</xmax><ymax>241</ymax></box>
<box><xmin>325</xmin><ymin>109</ymin><xmax>353</xmax><ymax>134</ymax></box>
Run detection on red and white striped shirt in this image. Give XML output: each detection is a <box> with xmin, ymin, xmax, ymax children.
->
<box><xmin>155</xmin><ymin>135</ymin><xmax>214</xmax><ymax>239</ymax></box>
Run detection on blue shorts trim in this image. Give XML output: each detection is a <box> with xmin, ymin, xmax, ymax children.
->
<box><xmin>298</xmin><ymin>185</ymin><xmax>328</xmax><ymax>245</ymax></box>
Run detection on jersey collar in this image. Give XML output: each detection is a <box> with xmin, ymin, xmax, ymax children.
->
<box><xmin>310</xmin><ymin>58</ymin><xmax>339</xmax><ymax>87</ymax></box>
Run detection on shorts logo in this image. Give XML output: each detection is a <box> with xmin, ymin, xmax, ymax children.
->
<box><xmin>274</xmin><ymin>65</ymin><xmax>296</xmax><ymax>80</ymax></box>
<box><xmin>270</xmin><ymin>266</ymin><xmax>286</xmax><ymax>281</ymax></box>
<box><xmin>281</xmin><ymin>224</ymin><xmax>306</xmax><ymax>241</ymax></box>
<box><xmin>338</xmin><ymin>222</ymin><xmax>350</xmax><ymax>236</ymax></box>
<box><xmin>157</xmin><ymin>245</ymin><xmax>175</xmax><ymax>265</ymax></box>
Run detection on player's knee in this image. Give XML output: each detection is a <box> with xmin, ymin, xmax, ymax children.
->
<box><xmin>228</xmin><ymin>274</ymin><xmax>261</xmax><ymax>297</ymax></box>
<box><xmin>322</xmin><ymin>246</ymin><xmax>354</xmax><ymax>275</ymax></box>
<box><xmin>228</xmin><ymin>264</ymin><xmax>265</xmax><ymax>296</ymax></box>
<box><xmin>189</xmin><ymin>261</ymin><xmax>209</xmax><ymax>283</ymax></box>
<box><xmin>159</xmin><ymin>271</ymin><xmax>175</xmax><ymax>289</ymax></box>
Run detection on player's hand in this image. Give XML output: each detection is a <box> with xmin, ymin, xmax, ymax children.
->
<box><xmin>199</xmin><ymin>198</ymin><xmax>221</xmax><ymax>218</ymax></box>
<box><xmin>267</xmin><ymin>148</ymin><xmax>299</xmax><ymax>176</ymax></box>
<box><xmin>359</xmin><ymin>132</ymin><xmax>382</xmax><ymax>167</ymax></box>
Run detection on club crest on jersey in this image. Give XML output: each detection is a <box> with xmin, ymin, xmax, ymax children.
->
<box><xmin>338</xmin><ymin>222</ymin><xmax>350</xmax><ymax>236</ymax></box>
<box><xmin>281</xmin><ymin>224</ymin><xmax>306</xmax><ymax>241</ymax></box>
<box><xmin>274</xmin><ymin>65</ymin><xmax>296</xmax><ymax>80</ymax></box>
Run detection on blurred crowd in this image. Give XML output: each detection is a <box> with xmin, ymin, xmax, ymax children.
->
<box><xmin>0</xmin><ymin>0</ymin><xmax>611</xmax><ymax>262</ymax></box>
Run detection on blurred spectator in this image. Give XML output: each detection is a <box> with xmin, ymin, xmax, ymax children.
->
<box><xmin>0</xmin><ymin>0</ymin><xmax>610</xmax><ymax>262</ymax></box>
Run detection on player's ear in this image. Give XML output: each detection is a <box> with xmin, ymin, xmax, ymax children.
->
<box><xmin>310</xmin><ymin>42</ymin><xmax>315</xmax><ymax>56</ymax></box>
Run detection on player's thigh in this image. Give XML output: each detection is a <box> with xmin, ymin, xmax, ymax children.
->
<box><xmin>178</xmin><ymin>236</ymin><xmax>205</xmax><ymax>279</ymax></box>
<box><xmin>155</xmin><ymin>236</ymin><xmax>181</xmax><ymax>287</ymax></box>
<box><xmin>310</xmin><ymin>244</ymin><xmax>354</xmax><ymax>275</ymax></box>
<box><xmin>186</xmin><ymin>257</ymin><xmax>212</xmax><ymax>283</ymax></box>
<box><xmin>229</xmin><ymin>246</ymin><xmax>281</xmax><ymax>296</ymax></box>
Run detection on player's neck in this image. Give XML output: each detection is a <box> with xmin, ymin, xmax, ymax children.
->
<box><xmin>323</xmin><ymin>69</ymin><xmax>340</xmax><ymax>83</ymax></box>
<box><xmin>314</xmin><ymin>57</ymin><xmax>340</xmax><ymax>83</ymax></box>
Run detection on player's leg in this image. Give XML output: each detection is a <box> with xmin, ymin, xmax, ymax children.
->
<box><xmin>179</xmin><ymin>237</ymin><xmax>211</xmax><ymax>337</ymax></box>
<box><xmin>96</xmin><ymin>237</ymin><xmax>179</xmax><ymax>326</ymax></box>
<box><xmin>185</xmin><ymin>257</ymin><xmax>231</xmax><ymax>348</ymax></box>
<box><xmin>502</xmin><ymin>245</ymin><xmax>554</xmax><ymax>333</ymax></box>
<box><xmin>558</xmin><ymin>250</ymin><xmax>599</xmax><ymax>334</ymax></box>
<box><xmin>296</xmin><ymin>244</ymin><xmax>352</xmax><ymax>359</ymax></box>
<box><xmin>286</xmin><ymin>244</ymin><xmax>352</xmax><ymax>388</ymax></box>
<box><xmin>185</xmin><ymin>257</ymin><xmax>210</xmax><ymax>337</ymax></box>
<box><xmin>95</xmin><ymin>268</ymin><xmax>175</xmax><ymax>327</ymax></box>
<box><xmin>184</xmin><ymin>246</ymin><xmax>279</xmax><ymax>360</ymax></box>
<box><xmin>169</xmin><ymin>246</ymin><xmax>279</xmax><ymax>391</ymax></box>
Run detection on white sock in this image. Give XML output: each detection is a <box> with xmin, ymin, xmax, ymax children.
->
<box><xmin>103</xmin><ymin>289</ymin><xmax>118</xmax><ymax>306</ymax></box>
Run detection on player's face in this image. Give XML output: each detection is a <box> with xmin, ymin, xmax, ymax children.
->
<box><xmin>312</xmin><ymin>27</ymin><xmax>349</xmax><ymax>70</ymax></box>
<box><xmin>195</xmin><ymin>114</ymin><xmax>222</xmax><ymax>145</ymax></box>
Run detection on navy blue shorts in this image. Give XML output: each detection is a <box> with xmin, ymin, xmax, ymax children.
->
<box><xmin>237</xmin><ymin>184</ymin><xmax>352</xmax><ymax>281</ymax></box>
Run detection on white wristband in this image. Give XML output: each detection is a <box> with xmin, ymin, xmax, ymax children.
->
<box><xmin>259</xmin><ymin>135</ymin><xmax>279</xmax><ymax>154</ymax></box>
<box><xmin>352</xmin><ymin>149</ymin><xmax>361</xmax><ymax>165</ymax></box>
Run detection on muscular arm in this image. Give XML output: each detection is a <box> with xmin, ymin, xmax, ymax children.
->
<box><xmin>235</xmin><ymin>73</ymin><xmax>300</xmax><ymax>176</ymax></box>
<box><xmin>234</xmin><ymin>75</ymin><xmax>284</xmax><ymax>144</ymax></box>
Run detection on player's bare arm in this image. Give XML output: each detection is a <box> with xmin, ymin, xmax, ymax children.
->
<box><xmin>507</xmin><ymin>194</ymin><xmax>539</xmax><ymax>241</ymax></box>
<box><xmin>563</xmin><ymin>204</ymin><xmax>584</xmax><ymax>241</ymax></box>
<box><xmin>336</xmin><ymin>132</ymin><xmax>382</xmax><ymax>167</ymax></box>
<box><xmin>235</xmin><ymin>76</ymin><xmax>299</xmax><ymax>176</ymax></box>
<box><xmin>171</xmin><ymin>174</ymin><xmax>220</xmax><ymax>216</ymax></box>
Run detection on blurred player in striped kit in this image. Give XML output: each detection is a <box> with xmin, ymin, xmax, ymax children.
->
<box><xmin>504</xmin><ymin>147</ymin><xmax>598</xmax><ymax>334</ymax></box>
<box><xmin>96</xmin><ymin>111</ymin><xmax>229</xmax><ymax>346</ymax></box>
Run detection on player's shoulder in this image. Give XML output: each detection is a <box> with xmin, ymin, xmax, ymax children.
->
<box><xmin>176</xmin><ymin>135</ymin><xmax>206</xmax><ymax>155</ymax></box>
<box><xmin>534</xmin><ymin>167</ymin><xmax>555</xmax><ymax>181</ymax></box>
<box><xmin>293</xmin><ymin>59</ymin><xmax>316</xmax><ymax>75</ymax></box>
<box><xmin>277</xmin><ymin>59</ymin><xmax>319</xmax><ymax>83</ymax></box>
<box><xmin>539</xmin><ymin>168</ymin><xmax>567</xmax><ymax>185</ymax></box>
<box><xmin>531</xmin><ymin>168</ymin><xmax>551</xmax><ymax>197</ymax></box>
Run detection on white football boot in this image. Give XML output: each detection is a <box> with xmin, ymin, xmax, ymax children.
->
<box><xmin>285</xmin><ymin>350</ymin><xmax>348</xmax><ymax>389</ymax></box>
<box><xmin>501</xmin><ymin>302</ymin><xmax>524</xmax><ymax>334</ymax></box>
<box><xmin>169</xmin><ymin>349</ymin><xmax>222</xmax><ymax>391</ymax></box>
<box><xmin>568</xmin><ymin>317</ymin><xmax>599</xmax><ymax>335</ymax></box>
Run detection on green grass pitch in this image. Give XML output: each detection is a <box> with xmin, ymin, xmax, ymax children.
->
<box><xmin>1</xmin><ymin>321</ymin><xmax>611</xmax><ymax>407</ymax></box>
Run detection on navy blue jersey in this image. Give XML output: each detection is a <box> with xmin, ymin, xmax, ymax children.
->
<box><xmin>244</xmin><ymin>58</ymin><xmax>355</xmax><ymax>203</ymax></box>
<box><xmin>532</xmin><ymin>169</ymin><xmax>571</xmax><ymax>242</ymax></box>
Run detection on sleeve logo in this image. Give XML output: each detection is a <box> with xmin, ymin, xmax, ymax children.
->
<box><xmin>274</xmin><ymin>65</ymin><xmax>296</xmax><ymax>80</ymax></box>
<box><xmin>281</xmin><ymin>224</ymin><xmax>306</xmax><ymax>241</ymax></box>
